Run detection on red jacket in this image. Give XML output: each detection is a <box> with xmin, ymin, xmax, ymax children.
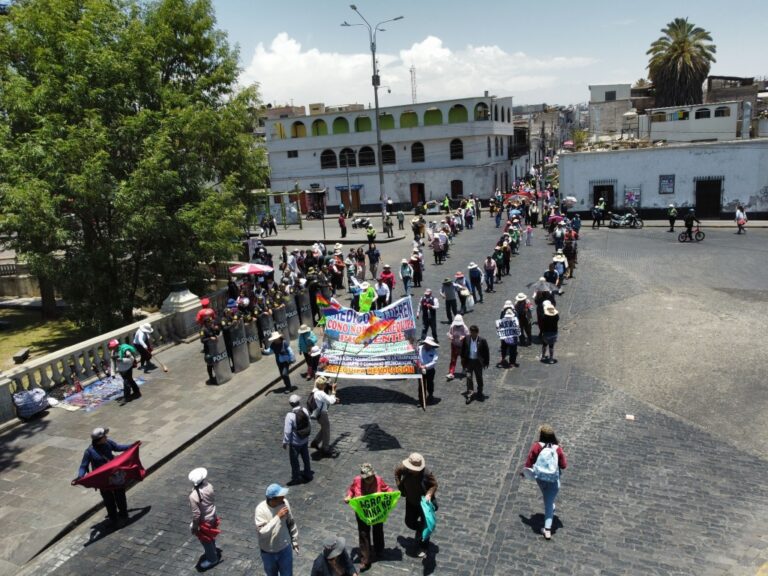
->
<box><xmin>379</xmin><ymin>271</ymin><xmax>396</xmax><ymax>290</ymax></box>
<box><xmin>346</xmin><ymin>475</ymin><xmax>392</xmax><ymax>499</ymax></box>
<box><xmin>524</xmin><ymin>442</ymin><xmax>568</xmax><ymax>470</ymax></box>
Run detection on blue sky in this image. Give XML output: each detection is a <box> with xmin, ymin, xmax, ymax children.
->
<box><xmin>211</xmin><ymin>0</ymin><xmax>767</xmax><ymax>108</ymax></box>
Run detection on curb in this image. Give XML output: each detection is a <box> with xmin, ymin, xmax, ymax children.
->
<box><xmin>29</xmin><ymin>358</ymin><xmax>308</xmax><ymax>563</ymax></box>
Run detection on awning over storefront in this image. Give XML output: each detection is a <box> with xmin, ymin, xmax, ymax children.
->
<box><xmin>335</xmin><ymin>184</ymin><xmax>364</xmax><ymax>191</ymax></box>
<box><xmin>693</xmin><ymin>175</ymin><xmax>724</xmax><ymax>182</ymax></box>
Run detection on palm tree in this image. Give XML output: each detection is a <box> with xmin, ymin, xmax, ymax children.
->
<box><xmin>646</xmin><ymin>18</ymin><xmax>716</xmax><ymax>107</ymax></box>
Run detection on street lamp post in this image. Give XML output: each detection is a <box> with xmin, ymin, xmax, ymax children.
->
<box><xmin>342</xmin><ymin>5</ymin><xmax>404</xmax><ymax>232</ymax></box>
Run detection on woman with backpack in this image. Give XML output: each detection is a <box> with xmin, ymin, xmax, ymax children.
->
<box><xmin>523</xmin><ymin>424</ymin><xmax>567</xmax><ymax>540</ymax></box>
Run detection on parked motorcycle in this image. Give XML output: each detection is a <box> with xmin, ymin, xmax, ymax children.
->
<box><xmin>351</xmin><ymin>217</ymin><xmax>371</xmax><ymax>229</ymax></box>
<box><xmin>608</xmin><ymin>211</ymin><xmax>644</xmax><ymax>229</ymax></box>
<box><xmin>304</xmin><ymin>209</ymin><xmax>324</xmax><ymax>220</ymax></box>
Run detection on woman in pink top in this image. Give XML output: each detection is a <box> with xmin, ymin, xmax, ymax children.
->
<box><xmin>445</xmin><ymin>314</ymin><xmax>469</xmax><ymax>380</ymax></box>
<box><xmin>344</xmin><ymin>463</ymin><xmax>392</xmax><ymax>571</ymax></box>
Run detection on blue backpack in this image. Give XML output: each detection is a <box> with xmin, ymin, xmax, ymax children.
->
<box><xmin>532</xmin><ymin>442</ymin><xmax>560</xmax><ymax>483</ymax></box>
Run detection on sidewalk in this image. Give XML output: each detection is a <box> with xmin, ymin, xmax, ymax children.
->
<box><xmin>0</xmin><ymin>336</ymin><xmax>305</xmax><ymax>574</ymax></box>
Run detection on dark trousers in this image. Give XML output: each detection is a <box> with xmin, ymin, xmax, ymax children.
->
<box><xmin>421</xmin><ymin>315</ymin><xmax>438</xmax><ymax>340</ymax></box>
<box><xmin>357</xmin><ymin>515</ymin><xmax>385</xmax><ymax>565</ymax></box>
<box><xmin>398</xmin><ymin>221</ymin><xmax>404</xmax><ymax>230</ymax></box>
<box><xmin>135</xmin><ymin>344</ymin><xmax>151</xmax><ymax>368</ymax></box>
<box><xmin>340</xmin><ymin>226</ymin><xmax>347</xmax><ymax>238</ymax></box>
<box><xmin>470</xmin><ymin>279</ymin><xmax>483</xmax><ymax>302</ymax></box>
<box><xmin>100</xmin><ymin>488</ymin><xmax>128</xmax><ymax>521</ymax></box>
<box><xmin>485</xmin><ymin>271</ymin><xmax>494</xmax><ymax>292</ymax></box>
<box><xmin>445</xmin><ymin>299</ymin><xmax>457</xmax><ymax>323</ymax></box>
<box><xmin>404</xmin><ymin>500</ymin><xmax>428</xmax><ymax>549</ymax></box>
<box><xmin>501</xmin><ymin>341</ymin><xmax>518</xmax><ymax>364</ymax></box>
<box><xmin>276</xmin><ymin>360</ymin><xmax>291</xmax><ymax>390</ymax></box>
<box><xmin>519</xmin><ymin>319</ymin><xmax>532</xmax><ymax>345</ymax></box>
<box><xmin>288</xmin><ymin>443</ymin><xmax>312</xmax><ymax>482</ymax></box>
<box><xmin>669</xmin><ymin>217</ymin><xmax>676</xmax><ymax>231</ymax></box>
<box><xmin>419</xmin><ymin>368</ymin><xmax>435</xmax><ymax>404</ymax></box>
<box><xmin>120</xmin><ymin>368</ymin><xmax>141</xmax><ymax>398</ymax></box>
<box><xmin>465</xmin><ymin>359</ymin><xmax>484</xmax><ymax>395</ymax></box>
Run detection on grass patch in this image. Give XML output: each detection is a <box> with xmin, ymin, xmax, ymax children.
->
<box><xmin>0</xmin><ymin>309</ymin><xmax>99</xmax><ymax>372</ymax></box>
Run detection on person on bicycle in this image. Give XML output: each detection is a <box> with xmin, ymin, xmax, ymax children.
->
<box><xmin>683</xmin><ymin>209</ymin><xmax>700</xmax><ymax>241</ymax></box>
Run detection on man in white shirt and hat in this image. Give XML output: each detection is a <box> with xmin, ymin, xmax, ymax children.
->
<box><xmin>188</xmin><ymin>467</ymin><xmax>221</xmax><ymax>570</ymax></box>
<box><xmin>133</xmin><ymin>322</ymin><xmax>155</xmax><ymax>372</ymax></box>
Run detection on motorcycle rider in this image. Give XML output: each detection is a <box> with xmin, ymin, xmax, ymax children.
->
<box><xmin>683</xmin><ymin>209</ymin><xmax>700</xmax><ymax>241</ymax></box>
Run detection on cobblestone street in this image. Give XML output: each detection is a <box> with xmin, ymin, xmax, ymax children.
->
<box><xmin>17</xmin><ymin>219</ymin><xmax>768</xmax><ymax>576</ymax></box>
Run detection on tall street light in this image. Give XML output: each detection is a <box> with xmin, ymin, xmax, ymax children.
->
<box><xmin>342</xmin><ymin>5</ymin><xmax>404</xmax><ymax>231</ymax></box>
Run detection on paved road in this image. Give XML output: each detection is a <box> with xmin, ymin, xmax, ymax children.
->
<box><xmin>17</xmin><ymin>220</ymin><xmax>768</xmax><ymax>575</ymax></box>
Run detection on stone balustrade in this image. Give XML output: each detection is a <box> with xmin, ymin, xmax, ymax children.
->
<box><xmin>0</xmin><ymin>282</ymin><xmax>228</xmax><ymax>426</ymax></box>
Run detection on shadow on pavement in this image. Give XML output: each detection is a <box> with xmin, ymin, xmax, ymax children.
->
<box><xmin>518</xmin><ymin>512</ymin><xmax>563</xmax><ymax>535</ymax></box>
<box><xmin>83</xmin><ymin>505</ymin><xmax>152</xmax><ymax>548</ymax></box>
<box><xmin>359</xmin><ymin>423</ymin><xmax>402</xmax><ymax>451</ymax></box>
<box><xmin>0</xmin><ymin>416</ymin><xmax>50</xmax><ymax>472</ymax></box>
<box><xmin>340</xmin><ymin>385</ymin><xmax>417</xmax><ymax>406</ymax></box>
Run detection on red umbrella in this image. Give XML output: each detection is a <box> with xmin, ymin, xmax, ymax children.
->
<box><xmin>547</xmin><ymin>215</ymin><xmax>565</xmax><ymax>223</ymax></box>
<box><xmin>228</xmin><ymin>262</ymin><xmax>273</xmax><ymax>275</ymax></box>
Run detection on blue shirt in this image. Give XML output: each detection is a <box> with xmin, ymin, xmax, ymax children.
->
<box><xmin>78</xmin><ymin>439</ymin><xmax>132</xmax><ymax>478</ymax></box>
<box><xmin>418</xmin><ymin>345</ymin><xmax>439</xmax><ymax>370</ymax></box>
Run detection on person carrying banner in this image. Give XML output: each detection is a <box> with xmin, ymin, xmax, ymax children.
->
<box><xmin>75</xmin><ymin>427</ymin><xmax>134</xmax><ymax>527</ymax></box>
<box><xmin>188</xmin><ymin>467</ymin><xmax>221</xmax><ymax>570</ymax></box>
<box><xmin>108</xmin><ymin>338</ymin><xmax>141</xmax><ymax>402</ymax></box>
<box><xmin>460</xmin><ymin>325</ymin><xmax>490</xmax><ymax>403</ymax></box>
<box><xmin>417</xmin><ymin>289</ymin><xmax>439</xmax><ymax>342</ymax></box>
<box><xmin>344</xmin><ymin>463</ymin><xmax>393</xmax><ymax>571</ymax></box>
<box><xmin>310</xmin><ymin>376</ymin><xmax>339</xmax><ymax>458</ymax></box>
<box><xmin>394</xmin><ymin>453</ymin><xmax>438</xmax><ymax>558</ymax></box>
<box><xmin>417</xmin><ymin>337</ymin><xmax>439</xmax><ymax>406</ymax></box>
<box><xmin>497</xmin><ymin>309</ymin><xmax>521</xmax><ymax>368</ymax></box>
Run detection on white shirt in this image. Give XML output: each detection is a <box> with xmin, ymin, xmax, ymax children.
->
<box><xmin>375</xmin><ymin>283</ymin><xmax>390</xmax><ymax>298</ymax></box>
<box><xmin>469</xmin><ymin>338</ymin><xmax>479</xmax><ymax>359</ymax></box>
<box><xmin>313</xmin><ymin>389</ymin><xmax>337</xmax><ymax>413</ymax></box>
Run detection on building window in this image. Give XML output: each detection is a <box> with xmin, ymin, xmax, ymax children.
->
<box><xmin>411</xmin><ymin>142</ymin><xmax>425</xmax><ymax>163</ymax></box>
<box><xmin>494</xmin><ymin>105</ymin><xmax>499</xmax><ymax>121</ymax></box>
<box><xmin>320</xmin><ymin>149</ymin><xmax>337</xmax><ymax>169</ymax></box>
<box><xmin>290</xmin><ymin>121</ymin><xmax>306</xmax><ymax>138</ymax></box>
<box><xmin>605</xmin><ymin>91</ymin><xmax>616</xmax><ymax>101</ymax></box>
<box><xmin>474</xmin><ymin>102</ymin><xmax>490</xmax><ymax>121</ymax></box>
<box><xmin>448</xmin><ymin>104</ymin><xmax>468</xmax><ymax>123</ymax></box>
<box><xmin>714</xmin><ymin>106</ymin><xmax>731</xmax><ymax>118</ymax></box>
<box><xmin>354</xmin><ymin>116</ymin><xmax>372</xmax><ymax>132</ymax></box>
<box><xmin>424</xmin><ymin>108</ymin><xmax>443</xmax><ymax>126</ymax></box>
<box><xmin>333</xmin><ymin>117</ymin><xmax>350</xmax><ymax>134</ymax></box>
<box><xmin>651</xmin><ymin>112</ymin><xmax>667</xmax><ymax>123</ymax></box>
<box><xmin>450</xmin><ymin>138</ymin><xmax>464</xmax><ymax>160</ymax></box>
<box><xmin>382</xmin><ymin>144</ymin><xmax>396</xmax><ymax>165</ymax></box>
<box><xmin>494</xmin><ymin>137</ymin><xmax>499</xmax><ymax>156</ymax></box>
<box><xmin>380</xmin><ymin>113</ymin><xmax>395</xmax><ymax>130</ymax></box>
<box><xmin>287</xmin><ymin>150</ymin><xmax>298</xmax><ymax>158</ymax></box>
<box><xmin>695</xmin><ymin>108</ymin><xmax>711</xmax><ymax>119</ymax></box>
<box><xmin>358</xmin><ymin>146</ymin><xmax>376</xmax><ymax>166</ymax></box>
<box><xmin>487</xmin><ymin>137</ymin><xmax>491</xmax><ymax>158</ymax></box>
<box><xmin>339</xmin><ymin>148</ymin><xmax>356</xmax><ymax>168</ymax></box>
<box><xmin>311</xmin><ymin>119</ymin><xmax>328</xmax><ymax>136</ymax></box>
<box><xmin>668</xmin><ymin>110</ymin><xmax>689</xmax><ymax>121</ymax></box>
<box><xmin>400</xmin><ymin>111</ymin><xmax>418</xmax><ymax>128</ymax></box>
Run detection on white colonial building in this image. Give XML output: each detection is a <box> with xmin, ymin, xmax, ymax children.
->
<box><xmin>264</xmin><ymin>96</ymin><xmax>516</xmax><ymax>212</ymax></box>
<box><xmin>559</xmin><ymin>138</ymin><xmax>768</xmax><ymax>218</ymax></box>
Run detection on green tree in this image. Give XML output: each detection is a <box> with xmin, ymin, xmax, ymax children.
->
<box><xmin>0</xmin><ymin>0</ymin><xmax>267</xmax><ymax>328</ymax></box>
<box><xmin>646</xmin><ymin>17</ymin><xmax>716</xmax><ymax>107</ymax></box>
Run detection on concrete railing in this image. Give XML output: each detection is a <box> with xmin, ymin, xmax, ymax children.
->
<box><xmin>0</xmin><ymin>282</ymin><xmax>223</xmax><ymax>426</ymax></box>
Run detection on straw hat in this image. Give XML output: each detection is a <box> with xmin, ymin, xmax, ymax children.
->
<box><xmin>359</xmin><ymin>281</ymin><xmax>370</xmax><ymax>291</ymax></box>
<box><xmin>468</xmin><ymin>262</ymin><xmax>478</xmax><ymax>269</ymax></box>
<box><xmin>402</xmin><ymin>452</ymin><xmax>426</xmax><ymax>471</ymax></box>
<box><xmin>544</xmin><ymin>303</ymin><xmax>558</xmax><ymax>316</ymax></box>
<box><xmin>310</xmin><ymin>345</ymin><xmax>322</xmax><ymax>357</ymax></box>
<box><xmin>298</xmin><ymin>324</ymin><xmax>311</xmax><ymax>334</ymax></box>
<box><xmin>268</xmin><ymin>331</ymin><xmax>283</xmax><ymax>342</ymax></box>
<box><xmin>503</xmin><ymin>300</ymin><xmax>513</xmax><ymax>308</ymax></box>
<box><xmin>422</xmin><ymin>336</ymin><xmax>439</xmax><ymax>347</ymax></box>
<box><xmin>515</xmin><ymin>292</ymin><xmax>527</xmax><ymax>302</ymax></box>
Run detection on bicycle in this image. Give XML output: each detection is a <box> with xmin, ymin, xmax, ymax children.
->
<box><xmin>678</xmin><ymin>225</ymin><xmax>705</xmax><ymax>243</ymax></box>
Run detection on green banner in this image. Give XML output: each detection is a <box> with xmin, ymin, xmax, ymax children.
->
<box><xmin>348</xmin><ymin>491</ymin><xmax>401</xmax><ymax>526</ymax></box>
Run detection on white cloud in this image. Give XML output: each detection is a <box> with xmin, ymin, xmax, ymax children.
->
<box><xmin>241</xmin><ymin>33</ymin><xmax>596</xmax><ymax>108</ymax></box>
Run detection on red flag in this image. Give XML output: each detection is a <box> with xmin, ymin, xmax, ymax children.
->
<box><xmin>73</xmin><ymin>443</ymin><xmax>146</xmax><ymax>491</ymax></box>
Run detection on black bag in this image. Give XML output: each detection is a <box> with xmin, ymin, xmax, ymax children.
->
<box><xmin>306</xmin><ymin>390</ymin><xmax>319</xmax><ymax>418</ymax></box>
<box><xmin>294</xmin><ymin>408</ymin><xmax>311</xmax><ymax>438</ymax></box>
